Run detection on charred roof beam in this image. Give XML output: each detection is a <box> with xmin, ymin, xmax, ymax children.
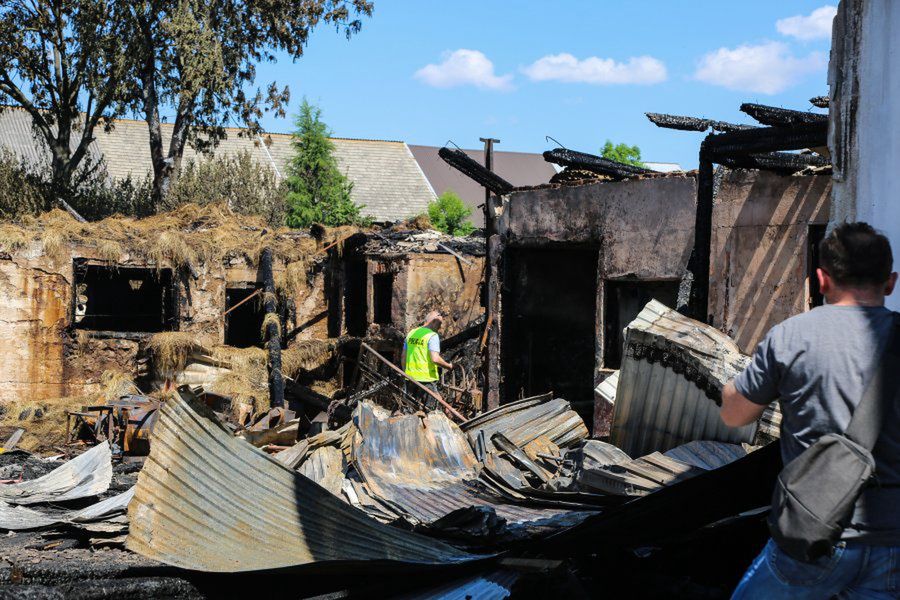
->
<box><xmin>543</xmin><ymin>148</ymin><xmax>653</xmax><ymax>180</ymax></box>
<box><xmin>740</xmin><ymin>103</ymin><xmax>828</xmax><ymax>127</ymax></box>
<box><xmin>701</xmin><ymin>121</ymin><xmax>828</xmax><ymax>157</ymax></box>
<box><xmin>809</xmin><ymin>96</ymin><xmax>829</xmax><ymax>109</ymax></box>
<box><xmin>437</xmin><ymin>147</ymin><xmax>514</xmax><ymax>196</ymax></box>
<box><xmin>645</xmin><ymin>112</ymin><xmax>755</xmax><ymax>133</ymax></box>
<box><xmin>705</xmin><ymin>150</ymin><xmax>830</xmax><ymax>175</ymax></box>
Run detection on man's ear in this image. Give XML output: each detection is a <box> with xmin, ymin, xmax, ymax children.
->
<box><xmin>817</xmin><ymin>268</ymin><xmax>832</xmax><ymax>296</ymax></box>
<box><xmin>885</xmin><ymin>272</ymin><xmax>898</xmax><ymax>297</ymax></box>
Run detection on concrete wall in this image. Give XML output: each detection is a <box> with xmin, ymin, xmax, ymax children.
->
<box><xmin>0</xmin><ymin>244</ymin><xmax>325</xmax><ymax>405</ymax></box>
<box><xmin>830</xmin><ymin>0</ymin><xmax>900</xmax><ymax>311</ymax></box>
<box><xmin>710</xmin><ymin>171</ymin><xmax>831</xmax><ymax>353</ymax></box>
<box><xmin>502</xmin><ymin>175</ymin><xmax>698</xmax><ymax>372</ymax></box>
<box><xmin>502</xmin><ymin>177</ymin><xmax>698</xmax><ymax>281</ymax></box>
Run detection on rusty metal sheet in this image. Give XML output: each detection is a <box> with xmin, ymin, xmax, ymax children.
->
<box><xmin>0</xmin><ymin>442</ymin><xmax>111</xmax><ymax>505</ymax></box>
<box><xmin>353</xmin><ymin>403</ymin><xmax>590</xmax><ymax>530</ymax></box>
<box><xmin>126</xmin><ymin>391</ymin><xmax>479</xmax><ymax>572</ymax></box>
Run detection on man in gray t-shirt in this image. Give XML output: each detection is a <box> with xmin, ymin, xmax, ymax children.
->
<box><xmin>724</xmin><ymin>223</ymin><xmax>899</xmax><ymax>599</ymax></box>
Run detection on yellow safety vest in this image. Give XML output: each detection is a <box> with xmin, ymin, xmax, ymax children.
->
<box><xmin>405</xmin><ymin>326</ymin><xmax>439</xmax><ymax>382</ymax></box>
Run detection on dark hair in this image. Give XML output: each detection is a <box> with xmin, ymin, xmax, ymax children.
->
<box><xmin>819</xmin><ymin>222</ymin><xmax>893</xmax><ymax>287</ymax></box>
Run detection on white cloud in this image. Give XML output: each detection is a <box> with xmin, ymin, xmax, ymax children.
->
<box><xmin>776</xmin><ymin>5</ymin><xmax>838</xmax><ymax>41</ymax></box>
<box><xmin>694</xmin><ymin>41</ymin><xmax>826</xmax><ymax>94</ymax></box>
<box><xmin>522</xmin><ymin>53</ymin><xmax>667</xmax><ymax>85</ymax></box>
<box><xmin>414</xmin><ymin>49</ymin><xmax>513</xmax><ymax>91</ymax></box>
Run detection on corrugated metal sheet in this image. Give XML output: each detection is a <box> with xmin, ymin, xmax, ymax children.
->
<box><xmin>664</xmin><ymin>441</ymin><xmax>747</xmax><ymax>471</ymax></box>
<box><xmin>0</xmin><ymin>486</ymin><xmax>134</xmax><ymax>531</ymax></box>
<box><xmin>126</xmin><ymin>392</ymin><xmax>479</xmax><ymax>572</ymax></box>
<box><xmin>461</xmin><ymin>397</ymin><xmax>589</xmax><ymax>455</ymax></box>
<box><xmin>396</xmin><ymin>569</ymin><xmax>520</xmax><ymax>599</ymax></box>
<box><xmin>354</xmin><ymin>403</ymin><xmax>582</xmax><ymax>527</ymax></box>
<box><xmin>0</xmin><ymin>442</ymin><xmax>111</xmax><ymax>505</ymax></box>
<box><xmin>610</xmin><ymin>301</ymin><xmax>773</xmax><ymax>457</ymax></box>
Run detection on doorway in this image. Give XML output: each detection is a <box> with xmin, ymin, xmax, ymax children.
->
<box><xmin>502</xmin><ymin>247</ymin><xmax>598</xmax><ymax>419</ymax></box>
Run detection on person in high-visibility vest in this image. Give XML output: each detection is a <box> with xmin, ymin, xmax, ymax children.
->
<box><xmin>402</xmin><ymin>310</ymin><xmax>454</xmax><ymax>410</ymax></box>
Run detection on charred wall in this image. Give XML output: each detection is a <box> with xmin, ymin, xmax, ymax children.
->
<box><xmin>709</xmin><ymin>171</ymin><xmax>831</xmax><ymax>353</ymax></box>
<box><xmin>0</xmin><ymin>243</ymin><xmax>330</xmax><ymax>406</ymax></box>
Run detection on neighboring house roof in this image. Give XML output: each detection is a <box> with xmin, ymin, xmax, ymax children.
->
<box><xmin>644</xmin><ymin>162</ymin><xmax>682</xmax><ymax>173</ymax></box>
<box><xmin>408</xmin><ymin>145</ymin><xmax>558</xmax><ymax>227</ymax></box>
<box><xmin>0</xmin><ymin>108</ymin><xmax>435</xmax><ymax>223</ymax></box>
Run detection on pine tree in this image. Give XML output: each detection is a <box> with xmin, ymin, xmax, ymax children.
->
<box><xmin>284</xmin><ymin>100</ymin><xmax>365</xmax><ymax>228</ymax></box>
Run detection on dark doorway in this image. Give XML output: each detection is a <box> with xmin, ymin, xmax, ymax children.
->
<box><xmin>502</xmin><ymin>247</ymin><xmax>598</xmax><ymax>420</ymax></box>
<box><xmin>344</xmin><ymin>260</ymin><xmax>368</xmax><ymax>336</ymax></box>
<box><xmin>603</xmin><ymin>280</ymin><xmax>680</xmax><ymax>369</ymax></box>
<box><xmin>225</xmin><ymin>286</ymin><xmax>265</xmax><ymax>348</ymax></box>
<box><xmin>73</xmin><ymin>263</ymin><xmax>176</xmax><ymax>332</ymax></box>
<box><xmin>372</xmin><ymin>273</ymin><xmax>394</xmax><ymax>326</ymax></box>
<box><xmin>808</xmin><ymin>224</ymin><xmax>827</xmax><ymax>309</ymax></box>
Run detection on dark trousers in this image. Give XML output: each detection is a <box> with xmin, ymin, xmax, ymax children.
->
<box><xmin>407</xmin><ymin>380</ymin><xmax>440</xmax><ymax>411</ymax></box>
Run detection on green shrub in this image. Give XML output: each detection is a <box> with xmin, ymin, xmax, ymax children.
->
<box><xmin>165</xmin><ymin>151</ymin><xmax>286</xmax><ymax>226</ymax></box>
<box><xmin>0</xmin><ymin>150</ymin><xmax>46</xmax><ymax>220</ymax></box>
<box><xmin>427</xmin><ymin>190</ymin><xmax>475</xmax><ymax>236</ymax></box>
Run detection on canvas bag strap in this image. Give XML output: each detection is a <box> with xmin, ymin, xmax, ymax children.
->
<box><xmin>845</xmin><ymin>312</ymin><xmax>900</xmax><ymax>450</ymax></box>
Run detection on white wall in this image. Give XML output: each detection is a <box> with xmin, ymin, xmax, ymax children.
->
<box><xmin>831</xmin><ymin>0</ymin><xmax>900</xmax><ymax>310</ymax></box>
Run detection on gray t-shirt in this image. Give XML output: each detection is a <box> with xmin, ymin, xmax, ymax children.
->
<box><xmin>734</xmin><ymin>305</ymin><xmax>900</xmax><ymax>544</ymax></box>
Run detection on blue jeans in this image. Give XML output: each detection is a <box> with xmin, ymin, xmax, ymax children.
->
<box><xmin>732</xmin><ymin>538</ymin><xmax>899</xmax><ymax>599</ymax></box>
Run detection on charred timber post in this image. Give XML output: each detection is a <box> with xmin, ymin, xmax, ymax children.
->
<box><xmin>645</xmin><ymin>112</ymin><xmax>756</xmax><ymax>134</ymax></box>
<box><xmin>739</xmin><ymin>103</ymin><xmax>828</xmax><ymax>127</ymax></box>
<box><xmin>702</xmin><ymin>121</ymin><xmax>828</xmax><ymax>155</ymax></box>
<box><xmin>542</xmin><ymin>148</ymin><xmax>653</xmax><ymax>179</ymax></box>
<box><xmin>260</xmin><ymin>247</ymin><xmax>285</xmax><ymax>408</ymax></box>
<box><xmin>480</xmin><ymin>137</ymin><xmax>502</xmax><ymax>412</ymax></box>
<box><xmin>689</xmin><ymin>158</ymin><xmax>715</xmax><ymax>323</ymax></box>
<box><xmin>437</xmin><ymin>146</ymin><xmax>513</xmax><ymax>196</ymax></box>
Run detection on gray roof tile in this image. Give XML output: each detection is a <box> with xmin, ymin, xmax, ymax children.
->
<box><xmin>0</xmin><ymin>109</ymin><xmax>435</xmax><ymax>222</ymax></box>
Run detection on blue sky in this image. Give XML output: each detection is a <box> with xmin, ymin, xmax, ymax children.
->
<box><xmin>248</xmin><ymin>1</ymin><xmax>835</xmax><ymax>170</ymax></box>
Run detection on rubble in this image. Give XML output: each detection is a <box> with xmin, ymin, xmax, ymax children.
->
<box><xmin>126</xmin><ymin>388</ymin><xmax>479</xmax><ymax>572</ymax></box>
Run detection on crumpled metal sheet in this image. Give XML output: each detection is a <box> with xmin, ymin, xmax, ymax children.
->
<box><xmin>126</xmin><ymin>391</ymin><xmax>478</xmax><ymax>572</ymax></box>
<box><xmin>610</xmin><ymin>301</ymin><xmax>780</xmax><ymax>457</ymax></box>
<box><xmin>0</xmin><ymin>486</ymin><xmax>134</xmax><ymax>531</ymax></box>
<box><xmin>353</xmin><ymin>403</ymin><xmax>587</xmax><ymax>529</ymax></box>
<box><xmin>396</xmin><ymin>569</ymin><xmax>519</xmax><ymax>600</ymax></box>
<box><xmin>663</xmin><ymin>441</ymin><xmax>747</xmax><ymax>471</ymax></box>
<box><xmin>461</xmin><ymin>397</ymin><xmax>589</xmax><ymax>456</ymax></box>
<box><xmin>0</xmin><ymin>442</ymin><xmax>111</xmax><ymax>505</ymax></box>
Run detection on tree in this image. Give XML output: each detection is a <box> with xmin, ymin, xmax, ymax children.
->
<box><xmin>124</xmin><ymin>0</ymin><xmax>373</xmax><ymax>205</ymax></box>
<box><xmin>600</xmin><ymin>140</ymin><xmax>644</xmax><ymax>167</ymax></box>
<box><xmin>0</xmin><ymin>1</ymin><xmax>130</xmax><ymax>199</ymax></box>
<box><xmin>427</xmin><ymin>190</ymin><xmax>475</xmax><ymax>236</ymax></box>
<box><xmin>284</xmin><ymin>99</ymin><xmax>364</xmax><ymax>228</ymax></box>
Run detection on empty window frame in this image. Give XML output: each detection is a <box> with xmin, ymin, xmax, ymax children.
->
<box><xmin>808</xmin><ymin>224</ymin><xmax>827</xmax><ymax>309</ymax></box>
<box><xmin>372</xmin><ymin>273</ymin><xmax>394</xmax><ymax>326</ymax></box>
<box><xmin>603</xmin><ymin>280</ymin><xmax>680</xmax><ymax>369</ymax></box>
<box><xmin>224</xmin><ymin>285</ymin><xmax>265</xmax><ymax>348</ymax></box>
<box><xmin>73</xmin><ymin>262</ymin><xmax>176</xmax><ymax>333</ymax></box>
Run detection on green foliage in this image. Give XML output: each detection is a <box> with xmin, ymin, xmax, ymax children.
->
<box><xmin>0</xmin><ymin>151</ymin><xmax>46</xmax><ymax>220</ymax></box>
<box><xmin>0</xmin><ymin>1</ymin><xmax>130</xmax><ymax>190</ymax></box>
<box><xmin>600</xmin><ymin>140</ymin><xmax>644</xmax><ymax>167</ymax></box>
<box><xmin>0</xmin><ymin>150</ymin><xmax>154</xmax><ymax>221</ymax></box>
<box><xmin>125</xmin><ymin>0</ymin><xmax>373</xmax><ymax>204</ymax></box>
<box><xmin>164</xmin><ymin>152</ymin><xmax>287</xmax><ymax>227</ymax></box>
<box><xmin>284</xmin><ymin>100</ymin><xmax>366</xmax><ymax>228</ymax></box>
<box><xmin>427</xmin><ymin>190</ymin><xmax>475</xmax><ymax>237</ymax></box>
